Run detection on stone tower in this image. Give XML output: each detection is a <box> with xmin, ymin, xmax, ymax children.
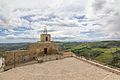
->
<box><xmin>41</xmin><ymin>26</ymin><xmax>51</xmax><ymax>42</ymax></box>
<box><xmin>28</xmin><ymin>26</ymin><xmax>60</xmax><ymax>56</ymax></box>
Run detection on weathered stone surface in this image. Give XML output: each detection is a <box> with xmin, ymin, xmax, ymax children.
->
<box><xmin>0</xmin><ymin>58</ymin><xmax>120</xmax><ymax>80</ymax></box>
<box><xmin>40</xmin><ymin>34</ymin><xmax>51</xmax><ymax>42</ymax></box>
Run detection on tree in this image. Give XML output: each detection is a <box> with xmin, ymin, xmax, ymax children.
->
<box><xmin>90</xmin><ymin>50</ymin><xmax>103</xmax><ymax>60</ymax></box>
<box><xmin>110</xmin><ymin>50</ymin><xmax>120</xmax><ymax>68</ymax></box>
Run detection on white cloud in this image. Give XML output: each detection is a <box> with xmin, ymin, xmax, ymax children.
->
<box><xmin>0</xmin><ymin>0</ymin><xmax>120</xmax><ymax>42</ymax></box>
<box><xmin>86</xmin><ymin>0</ymin><xmax>120</xmax><ymax>40</ymax></box>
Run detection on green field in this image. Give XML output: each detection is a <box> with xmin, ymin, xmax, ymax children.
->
<box><xmin>59</xmin><ymin>41</ymin><xmax>120</xmax><ymax>68</ymax></box>
<box><xmin>0</xmin><ymin>48</ymin><xmax>5</xmax><ymax>57</ymax></box>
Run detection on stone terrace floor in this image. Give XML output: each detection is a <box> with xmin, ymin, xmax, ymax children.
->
<box><xmin>0</xmin><ymin>57</ymin><xmax>120</xmax><ymax>80</ymax></box>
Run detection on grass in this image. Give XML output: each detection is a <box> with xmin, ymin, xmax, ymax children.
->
<box><xmin>92</xmin><ymin>48</ymin><xmax>120</xmax><ymax>63</ymax></box>
<box><xmin>0</xmin><ymin>49</ymin><xmax>5</xmax><ymax>57</ymax></box>
<box><xmin>61</xmin><ymin>41</ymin><xmax>120</xmax><ymax>68</ymax></box>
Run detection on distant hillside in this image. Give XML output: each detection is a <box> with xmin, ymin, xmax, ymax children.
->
<box><xmin>0</xmin><ymin>41</ymin><xmax>120</xmax><ymax>68</ymax></box>
<box><xmin>60</xmin><ymin>41</ymin><xmax>120</xmax><ymax>68</ymax></box>
<box><xmin>0</xmin><ymin>43</ymin><xmax>30</xmax><ymax>57</ymax></box>
<box><xmin>0</xmin><ymin>43</ymin><xmax>30</xmax><ymax>51</ymax></box>
<box><xmin>59</xmin><ymin>41</ymin><xmax>120</xmax><ymax>50</ymax></box>
<box><xmin>1</xmin><ymin>41</ymin><xmax>119</xmax><ymax>51</ymax></box>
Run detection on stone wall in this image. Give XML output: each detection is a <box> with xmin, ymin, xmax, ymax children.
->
<box><xmin>4</xmin><ymin>42</ymin><xmax>60</xmax><ymax>68</ymax></box>
<box><xmin>28</xmin><ymin>42</ymin><xmax>60</xmax><ymax>56</ymax></box>
<box><xmin>4</xmin><ymin>50</ymin><xmax>35</xmax><ymax>66</ymax></box>
<box><xmin>73</xmin><ymin>55</ymin><xmax>120</xmax><ymax>75</ymax></box>
<box><xmin>41</xmin><ymin>34</ymin><xmax>51</xmax><ymax>42</ymax></box>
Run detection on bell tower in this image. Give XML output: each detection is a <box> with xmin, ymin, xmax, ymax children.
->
<box><xmin>40</xmin><ymin>26</ymin><xmax>51</xmax><ymax>42</ymax></box>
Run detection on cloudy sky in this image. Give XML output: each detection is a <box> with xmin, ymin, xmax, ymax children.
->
<box><xmin>0</xmin><ymin>0</ymin><xmax>120</xmax><ymax>43</ymax></box>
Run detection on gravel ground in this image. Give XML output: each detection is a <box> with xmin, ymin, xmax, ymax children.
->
<box><xmin>0</xmin><ymin>57</ymin><xmax>120</xmax><ymax>80</ymax></box>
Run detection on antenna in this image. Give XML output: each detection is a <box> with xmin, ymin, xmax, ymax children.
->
<box><xmin>43</xmin><ymin>26</ymin><xmax>47</xmax><ymax>34</ymax></box>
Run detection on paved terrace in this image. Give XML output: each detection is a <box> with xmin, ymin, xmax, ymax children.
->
<box><xmin>0</xmin><ymin>57</ymin><xmax>120</xmax><ymax>80</ymax></box>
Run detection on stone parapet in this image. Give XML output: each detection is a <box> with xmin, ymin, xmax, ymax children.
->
<box><xmin>72</xmin><ymin>55</ymin><xmax>120</xmax><ymax>75</ymax></box>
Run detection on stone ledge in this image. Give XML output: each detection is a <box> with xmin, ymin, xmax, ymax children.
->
<box><xmin>72</xmin><ymin>55</ymin><xmax>120</xmax><ymax>75</ymax></box>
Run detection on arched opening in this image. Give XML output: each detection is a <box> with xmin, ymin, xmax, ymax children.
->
<box><xmin>46</xmin><ymin>37</ymin><xmax>48</xmax><ymax>41</ymax></box>
<box><xmin>44</xmin><ymin>48</ymin><xmax>47</xmax><ymax>54</ymax></box>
